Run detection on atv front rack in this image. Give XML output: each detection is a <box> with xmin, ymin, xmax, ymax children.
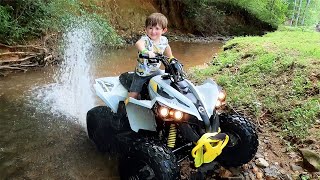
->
<box><xmin>192</xmin><ymin>132</ymin><xmax>229</xmax><ymax>167</ymax></box>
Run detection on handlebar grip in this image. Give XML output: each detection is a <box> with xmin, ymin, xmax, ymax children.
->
<box><xmin>139</xmin><ymin>53</ymin><xmax>149</xmax><ymax>59</ymax></box>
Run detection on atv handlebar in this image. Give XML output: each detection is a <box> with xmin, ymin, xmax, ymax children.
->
<box><xmin>138</xmin><ymin>54</ymin><xmax>162</xmax><ymax>64</ymax></box>
<box><xmin>138</xmin><ymin>53</ymin><xmax>185</xmax><ymax>82</ymax></box>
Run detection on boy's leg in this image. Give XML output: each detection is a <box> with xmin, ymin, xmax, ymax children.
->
<box><xmin>128</xmin><ymin>73</ymin><xmax>147</xmax><ymax>99</ymax></box>
<box><xmin>128</xmin><ymin>92</ymin><xmax>139</xmax><ymax>99</ymax></box>
<box><xmin>128</xmin><ymin>71</ymin><xmax>161</xmax><ymax>100</ymax></box>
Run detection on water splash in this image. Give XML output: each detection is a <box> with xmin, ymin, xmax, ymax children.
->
<box><xmin>33</xmin><ymin>25</ymin><xmax>96</xmax><ymax>126</ymax></box>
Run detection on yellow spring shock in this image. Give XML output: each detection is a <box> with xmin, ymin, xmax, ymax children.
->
<box><xmin>167</xmin><ymin>124</ymin><xmax>177</xmax><ymax>148</ymax></box>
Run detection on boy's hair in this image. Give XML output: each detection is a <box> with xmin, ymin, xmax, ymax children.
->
<box><xmin>145</xmin><ymin>13</ymin><xmax>168</xmax><ymax>29</ymax></box>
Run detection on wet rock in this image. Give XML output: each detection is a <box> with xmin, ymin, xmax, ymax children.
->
<box><xmin>225</xmin><ymin>175</ymin><xmax>245</xmax><ymax>180</ymax></box>
<box><xmin>219</xmin><ymin>167</ymin><xmax>232</xmax><ymax>178</ymax></box>
<box><xmin>242</xmin><ymin>172</ymin><xmax>250</xmax><ymax>180</ymax></box>
<box><xmin>255</xmin><ymin>153</ymin><xmax>264</xmax><ymax>159</ymax></box>
<box><xmin>229</xmin><ymin>167</ymin><xmax>242</xmax><ymax>176</ymax></box>
<box><xmin>256</xmin><ymin>172</ymin><xmax>263</xmax><ymax>179</ymax></box>
<box><xmin>264</xmin><ymin>165</ymin><xmax>281</xmax><ymax>178</ymax></box>
<box><xmin>290</xmin><ymin>164</ymin><xmax>303</xmax><ymax>171</ymax></box>
<box><xmin>299</xmin><ymin>148</ymin><xmax>320</xmax><ymax>171</ymax></box>
<box><xmin>255</xmin><ymin>158</ymin><xmax>269</xmax><ymax>168</ymax></box>
<box><xmin>279</xmin><ymin>174</ymin><xmax>293</xmax><ymax>180</ymax></box>
<box><xmin>252</xmin><ymin>166</ymin><xmax>259</xmax><ymax>173</ymax></box>
<box><xmin>263</xmin><ymin>137</ymin><xmax>270</xmax><ymax>144</ymax></box>
<box><xmin>249</xmin><ymin>172</ymin><xmax>256</xmax><ymax>180</ymax></box>
<box><xmin>287</xmin><ymin>151</ymin><xmax>299</xmax><ymax>159</ymax></box>
<box><xmin>242</xmin><ymin>164</ymin><xmax>250</xmax><ymax>171</ymax></box>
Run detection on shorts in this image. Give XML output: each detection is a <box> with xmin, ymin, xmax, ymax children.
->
<box><xmin>129</xmin><ymin>70</ymin><xmax>162</xmax><ymax>93</ymax></box>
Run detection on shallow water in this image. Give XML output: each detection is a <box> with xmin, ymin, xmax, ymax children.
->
<box><xmin>0</xmin><ymin>28</ymin><xmax>222</xmax><ymax>179</ymax></box>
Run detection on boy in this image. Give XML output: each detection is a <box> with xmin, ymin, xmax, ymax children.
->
<box><xmin>128</xmin><ymin>13</ymin><xmax>174</xmax><ymax>99</ymax></box>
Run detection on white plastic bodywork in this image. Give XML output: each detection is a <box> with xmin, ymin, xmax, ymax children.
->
<box><xmin>125</xmin><ymin>98</ymin><xmax>156</xmax><ymax>132</ymax></box>
<box><xmin>93</xmin><ymin>74</ymin><xmax>220</xmax><ymax>132</ymax></box>
<box><xmin>194</xmin><ymin>79</ymin><xmax>220</xmax><ymax>117</ymax></box>
<box><xmin>94</xmin><ymin>77</ymin><xmax>127</xmax><ymax>113</ymax></box>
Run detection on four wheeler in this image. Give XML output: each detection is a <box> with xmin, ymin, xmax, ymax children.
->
<box><xmin>86</xmin><ymin>54</ymin><xmax>259</xmax><ymax>179</ymax></box>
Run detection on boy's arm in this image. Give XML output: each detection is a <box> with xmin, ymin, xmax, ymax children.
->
<box><xmin>164</xmin><ymin>44</ymin><xmax>173</xmax><ymax>58</ymax></box>
<box><xmin>135</xmin><ymin>39</ymin><xmax>146</xmax><ymax>52</ymax></box>
<box><xmin>135</xmin><ymin>39</ymin><xmax>155</xmax><ymax>58</ymax></box>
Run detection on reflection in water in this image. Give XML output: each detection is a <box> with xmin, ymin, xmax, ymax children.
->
<box><xmin>34</xmin><ymin>27</ymin><xmax>95</xmax><ymax>125</ymax></box>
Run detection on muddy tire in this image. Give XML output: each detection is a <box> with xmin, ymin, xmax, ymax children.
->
<box><xmin>217</xmin><ymin>114</ymin><xmax>258</xmax><ymax>167</ymax></box>
<box><xmin>86</xmin><ymin>105</ymin><xmax>130</xmax><ymax>153</ymax></box>
<box><xmin>118</xmin><ymin>138</ymin><xmax>179</xmax><ymax>180</ymax></box>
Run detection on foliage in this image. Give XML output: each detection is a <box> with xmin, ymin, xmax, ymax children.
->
<box><xmin>213</xmin><ymin>0</ymin><xmax>288</xmax><ymax>27</ymax></box>
<box><xmin>0</xmin><ymin>0</ymin><xmax>50</xmax><ymax>44</ymax></box>
<box><xmin>191</xmin><ymin>28</ymin><xmax>320</xmax><ymax>140</ymax></box>
<box><xmin>181</xmin><ymin>0</ymin><xmax>288</xmax><ymax>35</ymax></box>
<box><xmin>286</xmin><ymin>0</ymin><xmax>320</xmax><ymax>26</ymax></box>
<box><xmin>0</xmin><ymin>0</ymin><xmax>122</xmax><ymax>46</ymax></box>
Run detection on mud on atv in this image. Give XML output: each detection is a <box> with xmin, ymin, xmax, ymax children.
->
<box><xmin>87</xmin><ymin>54</ymin><xmax>258</xmax><ymax>179</ymax></box>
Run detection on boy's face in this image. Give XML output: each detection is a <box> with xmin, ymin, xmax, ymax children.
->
<box><xmin>145</xmin><ymin>24</ymin><xmax>167</xmax><ymax>41</ymax></box>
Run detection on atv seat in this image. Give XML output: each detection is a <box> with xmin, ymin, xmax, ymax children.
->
<box><xmin>119</xmin><ymin>72</ymin><xmax>150</xmax><ymax>100</ymax></box>
<box><xmin>119</xmin><ymin>72</ymin><xmax>134</xmax><ymax>90</ymax></box>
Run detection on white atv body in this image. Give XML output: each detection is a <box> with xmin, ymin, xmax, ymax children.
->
<box><xmin>87</xmin><ymin>55</ymin><xmax>258</xmax><ymax>179</ymax></box>
<box><xmin>94</xmin><ymin>72</ymin><xmax>220</xmax><ymax>133</ymax></box>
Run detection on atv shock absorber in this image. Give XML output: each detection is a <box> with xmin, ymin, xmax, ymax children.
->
<box><xmin>167</xmin><ymin>124</ymin><xmax>177</xmax><ymax>148</ymax></box>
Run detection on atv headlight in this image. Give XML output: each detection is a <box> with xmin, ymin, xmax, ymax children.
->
<box><xmin>159</xmin><ymin>107</ymin><xmax>169</xmax><ymax>117</ymax></box>
<box><xmin>156</xmin><ymin>103</ymin><xmax>185</xmax><ymax>121</ymax></box>
<box><xmin>174</xmin><ymin>110</ymin><xmax>183</xmax><ymax>120</ymax></box>
<box><xmin>215</xmin><ymin>100</ymin><xmax>222</xmax><ymax>108</ymax></box>
<box><xmin>215</xmin><ymin>90</ymin><xmax>226</xmax><ymax>109</ymax></box>
<box><xmin>218</xmin><ymin>91</ymin><xmax>226</xmax><ymax>101</ymax></box>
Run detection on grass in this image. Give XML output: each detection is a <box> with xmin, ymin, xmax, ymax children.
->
<box><xmin>191</xmin><ymin>27</ymin><xmax>320</xmax><ymax>140</ymax></box>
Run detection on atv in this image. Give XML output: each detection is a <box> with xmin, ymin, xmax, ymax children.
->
<box><xmin>86</xmin><ymin>54</ymin><xmax>258</xmax><ymax>179</ymax></box>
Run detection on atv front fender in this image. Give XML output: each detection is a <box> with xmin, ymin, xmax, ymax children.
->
<box><xmin>125</xmin><ymin>98</ymin><xmax>156</xmax><ymax>132</ymax></box>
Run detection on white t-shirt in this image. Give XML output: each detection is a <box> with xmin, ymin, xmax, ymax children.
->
<box><xmin>135</xmin><ymin>35</ymin><xmax>169</xmax><ymax>76</ymax></box>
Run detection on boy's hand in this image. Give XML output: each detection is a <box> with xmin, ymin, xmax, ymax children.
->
<box><xmin>140</xmin><ymin>48</ymin><xmax>155</xmax><ymax>58</ymax></box>
<box><xmin>148</xmin><ymin>51</ymin><xmax>156</xmax><ymax>58</ymax></box>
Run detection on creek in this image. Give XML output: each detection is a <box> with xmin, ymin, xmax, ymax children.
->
<box><xmin>0</xmin><ymin>27</ymin><xmax>222</xmax><ymax>179</ymax></box>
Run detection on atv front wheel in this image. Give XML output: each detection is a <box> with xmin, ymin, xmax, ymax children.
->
<box><xmin>118</xmin><ymin>138</ymin><xmax>179</xmax><ymax>180</ymax></box>
<box><xmin>86</xmin><ymin>105</ymin><xmax>130</xmax><ymax>153</ymax></box>
<box><xmin>217</xmin><ymin>114</ymin><xmax>258</xmax><ymax>167</ymax></box>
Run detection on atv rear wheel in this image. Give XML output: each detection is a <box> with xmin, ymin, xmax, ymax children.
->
<box><xmin>118</xmin><ymin>138</ymin><xmax>179</xmax><ymax>180</ymax></box>
<box><xmin>217</xmin><ymin>114</ymin><xmax>258</xmax><ymax>167</ymax></box>
<box><xmin>86</xmin><ymin>105</ymin><xmax>130</xmax><ymax>153</ymax></box>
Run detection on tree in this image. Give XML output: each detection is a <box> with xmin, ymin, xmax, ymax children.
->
<box><xmin>289</xmin><ymin>0</ymin><xmax>320</xmax><ymax>26</ymax></box>
<box><xmin>290</xmin><ymin>0</ymin><xmax>297</xmax><ymax>26</ymax></box>
<box><xmin>301</xmin><ymin>0</ymin><xmax>311</xmax><ymax>25</ymax></box>
<box><xmin>295</xmin><ymin>0</ymin><xmax>303</xmax><ymax>26</ymax></box>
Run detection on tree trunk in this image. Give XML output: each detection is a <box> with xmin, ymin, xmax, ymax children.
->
<box><xmin>290</xmin><ymin>0</ymin><xmax>297</xmax><ymax>26</ymax></box>
<box><xmin>295</xmin><ymin>0</ymin><xmax>303</xmax><ymax>26</ymax></box>
<box><xmin>301</xmin><ymin>0</ymin><xmax>311</xmax><ymax>25</ymax></box>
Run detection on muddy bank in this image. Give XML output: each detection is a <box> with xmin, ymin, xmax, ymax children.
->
<box><xmin>0</xmin><ymin>33</ymin><xmax>62</xmax><ymax>77</ymax></box>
